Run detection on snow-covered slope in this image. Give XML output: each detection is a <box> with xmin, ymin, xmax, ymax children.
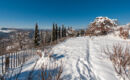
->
<box><xmin>0</xmin><ymin>30</ymin><xmax>15</xmax><ymax>33</ymax></box>
<box><xmin>4</xmin><ymin>36</ymin><xmax>130</xmax><ymax>80</ymax></box>
<box><xmin>52</xmin><ymin>37</ymin><xmax>120</xmax><ymax>80</ymax></box>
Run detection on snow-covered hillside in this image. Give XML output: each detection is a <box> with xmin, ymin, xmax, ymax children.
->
<box><xmin>0</xmin><ymin>30</ymin><xmax>15</xmax><ymax>33</ymax></box>
<box><xmin>3</xmin><ymin>35</ymin><xmax>129</xmax><ymax>80</ymax></box>
<box><xmin>52</xmin><ymin>36</ymin><xmax>126</xmax><ymax>80</ymax></box>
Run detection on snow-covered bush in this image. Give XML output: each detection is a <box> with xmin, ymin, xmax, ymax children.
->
<box><xmin>86</xmin><ymin>17</ymin><xmax>118</xmax><ymax>36</ymax></box>
<box><xmin>119</xmin><ymin>27</ymin><xmax>129</xmax><ymax>39</ymax></box>
<box><xmin>67</xmin><ymin>27</ymin><xmax>76</xmax><ymax>37</ymax></box>
<box><xmin>104</xmin><ymin>44</ymin><xmax>130</xmax><ymax>80</ymax></box>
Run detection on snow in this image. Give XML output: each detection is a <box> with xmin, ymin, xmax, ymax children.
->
<box><xmin>52</xmin><ymin>36</ymin><xmax>129</xmax><ymax>80</ymax></box>
<box><xmin>0</xmin><ymin>30</ymin><xmax>15</xmax><ymax>33</ymax></box>
<box><xmin>92</xmin><ymin>16</ymin><xmax>118</xmax><ymax>28</ymax></box>
<box><xmin>52</xmin><ymin>37</ymin><xmax>119</xmax><ymax>80</ymax></box>
<box><xmin>1</xmin><ymin>35</ymin><xmax>130</xmax><ymax>80</ymax></box>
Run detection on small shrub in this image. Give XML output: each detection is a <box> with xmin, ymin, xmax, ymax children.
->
<box><xmin>119</xmin><ymin>27</ymin><xmax>129</xmax><ymax>39</ymax></box>
<box><xmin>104</xmin><ymin>44</ymin><xmax>130</xmax><ymax>80</ymax></box>
<box><xmin>37</xmin><ymin>50</ymin><xmax>42</xmax><ymax>57</ymax></box>
<box><xmin>41</xmin><ymin>61</ymin><xmax>63</xmax><ymax>80</ymax></box>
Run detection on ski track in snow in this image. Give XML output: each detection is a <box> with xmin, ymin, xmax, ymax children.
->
<box><xmin>5</xmin><ymin>36</ymin><xmax>130</xmax><ymax>80</ymax></box>
<box><xmin>52</xmin><ymin>37</ymin><xmax>97</xmax><ymax>80</ymax></box>
<box><xmin>52</xmin><ymin>36</ymin><xmax>127</xmax><ymax>80</ymax></box>
<box><xmin>76</xmin><ymin>39</ymin><xmax>93</xmax><ymax>80</ymax></box>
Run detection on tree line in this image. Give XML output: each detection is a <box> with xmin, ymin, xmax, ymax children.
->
<box><xmin>0</xmin><ymin>23</ymin><xmax>71</xmax><ymax>79</ymax></box>
<box><xmin>34</xmin><ymin>23</ymin><xmax>67</xmax><ymax>48</ymax></box>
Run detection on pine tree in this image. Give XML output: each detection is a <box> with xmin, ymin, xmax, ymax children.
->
<box><xmin>64</xmin><ymin>27</ymin><xmax>67</xmax><ymax>37</ymax></box>
<box><xmin>55</xmin><ymin>24</ymin><xmax>58</xmax><ymax>40</ymax></box>
<box><xmin>62</xmin><ymin>25</ymin><xmax>64</xmax><ymax>37</ymax></box>
<box><xmin>58</xmin><ymin>27</ymin><xmax>61</xmax><ymax>39</ymax></box>
<box><xmin>52</xmin><ymin>23</ymin><xmax>56</xmax><ymax>41</ymax></box>
<box><xmin>34</xmin><ymin>23</ymin><xmax>40</xmax><ymax>47</ymax></box>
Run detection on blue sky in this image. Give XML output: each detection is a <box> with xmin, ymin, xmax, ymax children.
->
<box><xmin>0</xmin><ymin>0</ymin><xmax>130</xmax><ymax>29</ymax></box>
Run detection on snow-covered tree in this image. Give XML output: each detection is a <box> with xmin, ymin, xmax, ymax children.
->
<box><xmin>87</xmin><ymin>17</ymin><xmax>118</xmax><ymax>35</ymax></box>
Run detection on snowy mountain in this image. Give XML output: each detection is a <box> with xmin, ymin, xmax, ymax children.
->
<box><xmin>0</xmin><ymin>30</ymin><xmax>14</xmax><ymax>33</ymax></box>
<box><xmin>0</xmin><ymin>28</ymin><xmax>15</xmax><ymax>33</ymax></box>
<box><xmin>0</xmin><ymin>28</ymin><xmax>15</xmax><ymax>38</ymax></box>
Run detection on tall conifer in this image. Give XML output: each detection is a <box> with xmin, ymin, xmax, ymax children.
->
<box><xmin>52</xmin><ymin>23</ymin><xmax>55</xmax><ymax>41</ymax></box>
<box><xmin>62</xmin><ymin>25</ymin><xmax>64</xmax><ymax>37</ymax></box>
<box><xmin>59</xmin><ymin>27</ymin><xmax>61</xmax><ymax>39</ymax></box>
<box><xmin>55</xmin><ymin>24</ymin><xmax>58</xmax><ymax>40</ymax></box>
<box><xmin>34</xmin><ymin>23</ymin><xmax>40</xmax><ymax>47</ymax></box>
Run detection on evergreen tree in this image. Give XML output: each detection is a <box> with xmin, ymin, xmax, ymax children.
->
<box><xmin>64</xmin><ymin>27</ymin><xmax>67</xmax><ymax>37</ymax></box>
<box><xmin>58</xmin><ymin>27</ymin><xmax>61</xmax><ymax>39</ymax></box>
<box><xmin>34</xmin><ymin>23</ymin><xmax>40</xmax><ymax>47</ymax></box>
<box><xmin>52</xmin><ymin>23</ymin><xmax>56</xmax><ymax>41</ymax></box>
<box><xmin>62</xmin><ymin>25</ymin><xmax>64</xmax><ymax>37</ymax></box>
<box><xmin>55</xmin><ymin>24</ymin><xmax>58</xmax><ymax>40</ymax></box>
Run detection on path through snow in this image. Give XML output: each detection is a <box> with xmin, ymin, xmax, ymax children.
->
<box><xmin>15</xmin><ymin>36</ymin><xmax>126</xmax><ymax>80</ymax></box>
<box><xmin>53</xmin><ymin>37</ymin><xmax>94</xmax><ymax>80</ymax></box>
<box><xmin>52</xmin><ymin>37</ymin><xmax>119</xmax><ymax>80</ymax></box>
